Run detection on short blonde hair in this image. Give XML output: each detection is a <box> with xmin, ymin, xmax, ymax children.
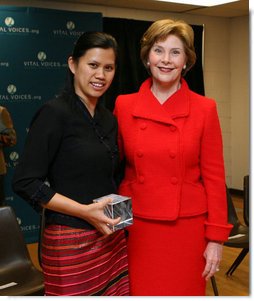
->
<box><xmin>140</xmin><ymin>19</ymin><xmax>196</xmax><ymax>75</ymax></box>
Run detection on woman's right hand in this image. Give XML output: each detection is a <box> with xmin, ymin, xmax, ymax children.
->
<box><xmin>82</xmin><ymin>198</ymin><xmax>121</xmax><ymax>235</ymax></box>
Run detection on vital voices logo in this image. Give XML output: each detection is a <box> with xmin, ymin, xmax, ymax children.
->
<box><xmin>53</xmin><ymin>20</ymin><xmax>83</xmax><ymax>36</ymax></box>
<box><xmin>20</xmin><ymin>223</ymin><xmax>40</xmax><ymax>232</ymax></box>
<box><xmin>5</xmin><ymin>17</ymin><xmax>14</xmax><ymax>27</ymax></box>
<box><xmin>7</xmin><ymin>84</ymin><xmax>17</xmax><ymax>94</ymax></box>
<box><xmin>9</xmin><ymin>151</ymin><xmax>19</xmax><ymax>163</ymax></box>
<box><xmin>14</xmin><ymin>213</ymin><xmax>40</xmax><ymax>232</ymax></box>
<box><xmin>23</xmin><ymin>51</ymin><xmax>67</xmax><ymax>68</ymax></box>
<box><xmin>0</xmin><ymin>16</ymin><xmax>39</xmax><ymax>34</ymax></box>
<box><xmin>37</xmin><ymin>51</ymin><xmax>47</xmax><ymax>61</ymax></box>
<box><xmin>7</xmin><ymin>151</ymin><xmax>19</xmax><ymax>169</ymax></box>
<box><xmin>0</xmin><ymin>84</ymin><xmax>41</xmax><ymax>102</ymax></box>
<box><xmin>0</xmin><ymin>61</ymin><xmax>9</xmax><ymax>67</ymax></box>
<box><xmin>66</xmin><ymin>21</ymin><xmax>75</xmax><ymax>30</ymax></box>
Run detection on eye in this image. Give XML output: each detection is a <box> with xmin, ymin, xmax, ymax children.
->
<box><xmin>170</xmin><ymin>49</ymin><xmax>182</xmax><ymax>56</ymax></box>
<box><xmin>153</xmin><ymin>47</ymin><xmax>162</xmax><ymax>54</ymax></box>
<box><xmin>88</xmin><ymin>63</ymin><xmax>98</xmax><ymax>69</ymax></box>
<box><xmin>104</xmin><ymin>65</ymin><xmax>115</xmax><ymax>72</ymax></box>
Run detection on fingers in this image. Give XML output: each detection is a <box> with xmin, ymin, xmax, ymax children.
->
<box><xmin>108</xmin><ymin>216</ymin><xmax>122</xmax><ymax>225</ymax></box>
<box><xmin>202</xmin><ymin>241</ymin><xmax>223</xmax><ymax>280</ymax></box>
<box><xmin>98</xmin><ymin>217</ymin><xmax>121</xmax><ymax>236</ymax></box>
<box><xmin>99</xmin><ymin>197</ymin><xmax>113</xmax><ymax>206</ymax></box>
<box><xmin>96</xmin><ymin>224</ymin><xmax>112</xmax><ymax>236</ymax></box>
<box><xmin>97</xmin><ymin>197</ymin><xmax>122</xmax><ymax>224</ymax></box>
<box><xmin>103</xmin><ymin>216</ymin><xmax>121</xmax><ymax>233</ymax></box>
<box><xmin>90</xmin><ymin>197</ymin><xmax>123</xmax><ymax>235</ymax></box>
<box><xmin>202</xmin><ymin>261</ymin><xmax>221</xmax><ymax>281</ymax></box>
<box><xmin>93</xmin><ymin>202</ymin><xmax>121</xmax><ymax>234</ymax></box>
<box><xmin>100</xmin><ymin>224</ymin><xmax>114</xmax><ymax>236</ymax></box>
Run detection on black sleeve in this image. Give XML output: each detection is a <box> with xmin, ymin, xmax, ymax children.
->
<box><xmin>12</xmin><ymin>102</ymin><xmax>64</xmax><ymax>212</ymax></box>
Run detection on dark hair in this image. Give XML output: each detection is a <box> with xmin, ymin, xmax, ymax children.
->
<box><xmin>63</xmin><ymin>31</ymin><xmax>118</xmax><ymax>94</ymax></box>
<box><xmin>72</xmin><ymin>31</ymin><xmax>118</xmax><ymax>62</ymax></box>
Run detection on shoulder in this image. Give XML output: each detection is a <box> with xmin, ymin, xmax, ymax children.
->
<box><xmin>181</xmin><ymin>79</ymin><xmax>216</xmax><ymax>110</ymax></box>
<box><xmin>43</xmin><ymin>97</ymin><xmax>72</xmax><ymax>115</ymax></box>
<box><xmin>115</xmin><ymin>78</ymin><xmax>151</xmax><ymax>109</ymax></box>
<box><xmin>0</xmin><ymin>106</ymin><xmax>11</xmax><ymax>117</ymax></box>
<box><xmin>0</xmin><ymin>106</ymin><xmax>6</xmax><ymax>113</ymax></box>
<box><xmin>189</xmin><ymin>90</ymin><xmax>218</xmax><ymax>112</ymax></box>
<box><xmin>116</xmin><ymin>91</ymin><xmax>139</xmax><ymax>104</ymax></box>
<box><xmin>31</xmin><ymin>97</ymin><xmax>72</xmax><ymax>124</ymax></box>
<box><xmin>114</xmin><ymin>91</ymin><xmax>139</xmax><ymax>114</ymax></box>
<box><xmin>0</xmin><ymin>106</ymin><xmax>14</xmax><ymax>128</ymax></box>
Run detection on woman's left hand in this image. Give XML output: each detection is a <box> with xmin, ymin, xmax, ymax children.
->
<box><xmin>202</xmin><ymin>241</ymin><xmax>223</xmax><ymax>281</ymax></box>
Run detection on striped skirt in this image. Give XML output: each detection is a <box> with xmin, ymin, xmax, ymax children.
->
<box><xmin>41</xmin><ymin>225</ymin><xmax>129</xmax><ymax>296</ymax></box>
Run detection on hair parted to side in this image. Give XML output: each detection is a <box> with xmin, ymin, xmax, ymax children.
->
<box><xmin>140</xmin><ymin>19</ymin><xmax>196</xmax><ymax>76</ymax></box>
<box><xmin>72</xmin><ymin>31</ymin><xmax>118</xmax><ymax>63</ymax></box>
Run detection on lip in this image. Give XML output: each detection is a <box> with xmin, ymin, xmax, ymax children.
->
<box><xmin>90</xmin><ymin>82</ymin><xmax>105</xmax><ymax>89</ymax></box>
<box><xmin>158</xmin><ymin>66</ymin><xmax>174</xmax><ymax>72</ymax></box>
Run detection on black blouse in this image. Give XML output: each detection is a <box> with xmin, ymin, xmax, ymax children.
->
<box><xmin>12</xmin><ymin>93</ymin><xmax>119</xmax><ymax>229</ymax></box>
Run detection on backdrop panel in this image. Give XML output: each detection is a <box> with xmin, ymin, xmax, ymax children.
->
<box><xmin>0</xmin><ymin>6</ymin><xmax>102</xmax><ymax>243</ymax></box>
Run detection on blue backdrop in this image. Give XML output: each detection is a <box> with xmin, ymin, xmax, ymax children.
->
<box><xmin>0</xmin><ymin>6</ymin><xmax>102</xmax><ymax>243</ymax></box>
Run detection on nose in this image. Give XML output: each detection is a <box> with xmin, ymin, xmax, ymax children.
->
<box><xmin>95</xmin><ymin>67</ymin><xmax>105</xmax><ymax>78</ymax></box>
<box><xmin>161</xmin><ymin>52</ymin><xmax>171</xmax><ymax>64</ymax></box>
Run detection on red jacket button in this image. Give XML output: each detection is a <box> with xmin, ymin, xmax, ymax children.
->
<box><xmin>171</xmin><ymin>177</ymin><xmax>178</xmax><ymax>184</ymax></box>
<box><xmin>137</xmin><ymin>150</ymin><xmax>143</xmax><ymax>157</ymax></box>
<box><xmin>169</xmin><ymin>151</ymin><xmax>176</xmax><ymax>158</ymax></box>
<box><xmin>140</xmin><ymin>123</ymin><xmax>147</xmax><ymax>130</ymax></box>
<box><xmin>139</xmin><ymin>176</ymin><xmax>145</xmax><ymax>183</ymax></box>
<box><xmin>170</xmin><ymin>125</ymin><xmax>176</xmax><ymax>132</ymax></box>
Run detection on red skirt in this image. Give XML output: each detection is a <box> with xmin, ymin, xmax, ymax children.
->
<box><xmin>127</xmin><ymin>214</ymin><xmax>207</xmax><ymax>296</ymax></box>
<box><xmin>41</xmin><ymin>225</ymin><xmax>129</xmax><ymax>296</ymax></box>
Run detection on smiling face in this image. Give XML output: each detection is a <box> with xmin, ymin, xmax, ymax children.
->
<box><xmin>148</xmin><ymin>34</ymin><xmax>187</xmax><ymax>88</ymax></box>
<box><xmin>68</xmin><ymin>47</ymin><xmax>116</xmax><ymax>103</ymax></box>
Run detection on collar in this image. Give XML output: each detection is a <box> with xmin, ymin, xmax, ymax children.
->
<box><xmin>132</xmin><ymin>78</ymin><xmax>190</xmax><ymax>125</ymax></box>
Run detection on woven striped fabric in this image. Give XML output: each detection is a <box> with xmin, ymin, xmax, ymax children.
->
<box><xmin>41</xmin><ymin>225</ymin><xmax>129</xmax><ymax>296</ymax></box>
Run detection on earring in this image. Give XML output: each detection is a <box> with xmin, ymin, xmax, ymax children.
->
<box><xmin>147</xmin><ymin>61</ymin><xmax>150</xmax><ymax>66</ymax></box>
<box><xmin>183</xmin><ymin>64</ymin><xmax>186</xmax><ymax>70</ymax></box>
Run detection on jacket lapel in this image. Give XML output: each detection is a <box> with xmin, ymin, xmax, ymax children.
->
<box><xmin>132</xmin><ymin>78</ymin><xmax>190</xmax><ymax>126</ymax></box>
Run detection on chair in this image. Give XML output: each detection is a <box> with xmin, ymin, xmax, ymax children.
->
<box><xmin>210</xmin><ymin>182</ymin><xmax>249</xmax><ymax>295</ymax></box>
<box><xmin>243</xmin><ymin>175</ymin><xmax>249</xmax><ymax>226</ymax></box>
<box><xmin>211</xmin><ymin>276</ymin><xmax>219</xmax><ymax>296</ymax></box>
<box><xmin>0</xmin><ymin>206</ymin><xmax>44</xmax><ymax>296</ymax></box>
<box><xmin>224</xmin><ymin>177</ymin><xmax>249</xmax><ymax>276</ymax></box>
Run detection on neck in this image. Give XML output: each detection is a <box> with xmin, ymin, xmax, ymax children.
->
<box><xmin>151</xmin><ymin>80</ymin><xmax>181</xmax><ymax>104</ymax></box>
<box><xmin>78</xmin><ymin>95</ymin><xmax>97</xmax><ymax>117</ymax></box>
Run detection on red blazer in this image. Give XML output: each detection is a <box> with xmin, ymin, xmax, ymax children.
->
<box><xmin>114</xmin><ymin>78</ymin><xmax>232</xmax><ymax>241</ymax></box>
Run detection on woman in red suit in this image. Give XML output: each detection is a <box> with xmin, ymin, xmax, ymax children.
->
<box><xmin>114</xmin><ymin>19</ymin><xmax>232</xmax><ymax>296</ymax></box>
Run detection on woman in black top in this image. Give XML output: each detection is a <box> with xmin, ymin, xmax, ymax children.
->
<box><xmin>12</xmin><ymin>32</ymin><xmax>129</xmax><ymax>296</ymax></box>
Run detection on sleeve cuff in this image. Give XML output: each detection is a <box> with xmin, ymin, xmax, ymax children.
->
<box><xmin>204</xmin><ymin>221</ymin><xmax>233</xmax><ymax>242</ymax></box>
<box><xmin>30</xmin><ymin>182</ymin><xmax>56</xmax><ymax>212</ymax></box>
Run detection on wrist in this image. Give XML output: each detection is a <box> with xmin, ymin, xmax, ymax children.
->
<box><xmin>210</xmin><ymin>240</ymin><xmax>224</xmax><ymax>245</ymax></box>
